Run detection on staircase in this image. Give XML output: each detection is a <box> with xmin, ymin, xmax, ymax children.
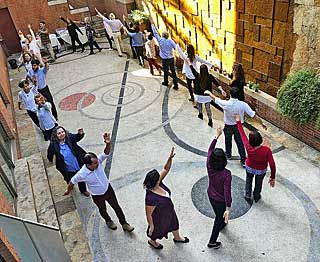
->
<box><xmin>67</xmin><ymin>0</ymin><xmax>89</xmax><ymax>14</ymax></box>
<box><xmin>91</xmin><ymin>16</ymin><xmax>106</xmax><ymax>38</ymax></box>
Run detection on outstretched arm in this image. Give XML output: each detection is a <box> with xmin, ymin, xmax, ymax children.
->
<box><xmin>103</xmin><ymin>132</ymin><xmax>111</xmax><ymax>155</ymax></box>
<box><xmin>176</xmin><ymin>44</ymin><xmax>188</xmax><ymax>61</ymax></box>
<box><xmin>60</xmin><ymin>16</ymin><xmax>68</xmax><ymax>24</ymax></box>
<box><xmin>95</xmin><ymin>8</ymin><xmax>107</xmax><ymax>20</ymax></box>
<box><xmin>74</xmin><ymin>22</ymin><xmax>83</xmax><ymax>35</ymax></box>
<box><xmin>28</xmin><ymin>24</ymin><xmax>37</xmax><ymax>41</ymax></box>
<box><xmin>159</xmin><ymin>147</ymin><xmax>175</xmax><ymax>181</ymax></box>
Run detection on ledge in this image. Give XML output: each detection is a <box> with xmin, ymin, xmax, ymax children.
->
<box><xmin>47</xmin><ymin>0</ymin><xmax>67</xmax><ymax>6</ymax></box>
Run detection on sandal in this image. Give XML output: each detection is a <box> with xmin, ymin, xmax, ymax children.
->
<box><xmin>148</xmin><ymin>240</ymin><xmax>163</xmax><ymax>250</ymax></box>
<box><xmin>173</xmin><ymin>237</ymin><xmax>189</xmax><ymax>243</ymax></box>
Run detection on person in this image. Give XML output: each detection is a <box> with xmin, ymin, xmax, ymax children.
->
<box><xmin>188</xmin><ymin>62</ymin><xmax>220</xmax><ymax>127</ymax></box>
<box><xmin>18</xmin><ymin>52</ymin><xmax>33</xmax><ymax>72</ymax></box>
<box><xmin>47</xmin><ymin>126</ymin><xmax>90</xmax><ymax>197</ymax></box>
<box><xmin>96</xmin><ymin>9</ymin><xmax>124</xmax><ymax>57</ymax></box>
<box><xmin>18</xmin><ymin>78</ymin><xmax>39</xmax><ymax>127</ymax></box>
<box><xmin>176</xmin><ymin>44</ymin><xmax>213</xmax><ymax>102</ymax></box>
<box><xmin>18</xmin><ymin>30</ymin><xmax>27</xmax><ymax>49</ymax></box>
<box><xmin>64</xmin><ymin>132</ymin><xmax>134</xmax><ymax>232</ymax></box>
<box><xmin>205</xmin><ymin>87</ymin><xmax>267</xmax><ymax>167</ymax></box>
<box><xmin>27</xmin><ymin>58</ymin><xmax>58</xmax><ymax>120</ymax></box>
<box><xmin>144</xmin><ymin>147</ymin><xmax>189</xmax><ymax>249</ymax></box>
<box><xmin>84</xmin><ymin>17</ymin><xmax>102</xmax><ymax>55</ymax></box>
<box><xmin>27</xmin><ymin>24</ymin><xmax>43</xmax><ymax>65</ymax></box>
<box><xmin>124</xmin><ymin>25</ymin><xmax>145</xmax><ymax>66</ymax></box>
<box><xmin>60</xmin><ymin>16</ymin><xmax>85</xmax><ymax>53</ymax></box>
<box><xmin>145</xmin><ymin>33</ymin><xmax>161</xmax><ymax>75</ymax></box>
<box><xmin>123</xmin><ymin>15</ymin><xmax>137</xmax><ymax>59</ymax></box>
<box><xmin>206</xmin><ymin>127</ymin><xmax>232</xmax><ymax>249</ymax></box>
<box><xmin>38</xmin><ymin>21</ymin><xmax>55</xmax><ymax>62</ymax></box>
<box><xmin>34</xmin><ymin>93</ymin><xmax>57</xmax><ymax>141</ymax></box>
<box><xmin>235</xmin><ymin>113</ymin><xmax>276</xmax><ymax>203</ymax></box>
<box><xmin>148</xmin><ymin>15</ymin><xmax>179</xmax><ymax>90</ymax></box>
<box><xmin>102</xmin><ymin>12</ymin><xmax>114</xmax><ymax>50</ymax></box>
<box><xmin>230</xmin><ymin>63</ymin><xmax>245</xmax><ymax>101</ymax></box>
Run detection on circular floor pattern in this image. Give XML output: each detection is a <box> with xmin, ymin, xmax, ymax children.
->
<box><xmin>191</xmin><ymin>175</ymin><xmax>252</xmax><ymax>219</ymax></box>
<box><xmin>58</xmin><ymin>92</ymin><xmax>95</xmax><ymax>111</ymax></box>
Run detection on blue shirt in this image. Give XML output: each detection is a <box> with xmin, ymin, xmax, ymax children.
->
<box><xmin>37</xmin><ymin>102</ymin><xmax>56</xmax><ymax>130</ymax></box>
<box><xmin>59</xmin><ymin>142</ymin><xmax>80</xmax><ymax>172</ymax></box>
<box><xmin>127</xmin><ymin>31</ymin><xmax>144</xmax><ymax>47</ymax></box>
<box><xmin>27</xmin><ymin>66</ymin><xmax>48</xmax><ymax>90</ymax></box>
<box><xmin>151</xmin><ymin>24</ymin><xmax>176</xmax><ymax>59</ymax></box>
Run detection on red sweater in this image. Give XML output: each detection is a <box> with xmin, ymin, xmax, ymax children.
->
<box><xmin>237</xmin><ymin>121</ymin><xmax>276</xmax><ymax>179</ymax></box>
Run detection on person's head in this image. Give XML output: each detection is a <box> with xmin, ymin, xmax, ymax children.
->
<box><xmin>134</xmin><ymin>25</ymin><xmax>140</xmax><ymax>33</ymax></box>
<box><xmin>18</xmin><ymin>79</ymin><xmax>31</xmax><ymax>93</ymax></box>
<box><xmin>84</xmin><ymin>17</ymin><xmax>91</xmax><ymax>24</ymax></box>
<box><xmin>129</xmin><ymin>22</ymin><xmax>134</xmax><ymax>28</ymax></box>
<box><xmin>143</xmin><ymin>169</ymin><xmax>160</xmax><ymax>190</ymax></box>
<box><xmin>209</xmin><ymin>148</ymin><xmax>227</xmax><ymax>171</ymax></box>
<box><xmin>39</xmin><ymin>21</ymin><xmax>46</xmax><ymax>28</ymax></box>
<box><xmin>162</xmin><ymin>31</ymin><xmax>169</xmax><ymax>39</ymax></box>
<box><xmin>187</xmin><ymin>44</ymin><xmax>195</xmax><ymax>62</ymax></box>
<box><xmin>147</xmin><ymin>34</ymin><xmax>153</xmax><ymax>41</ymax></box>
<box><xmin>26</xmin><ymin>34</ymin><xmax>32</xmax><ymax>43</ymax></box>
<box><xmin>34</xmin><ymin>93</ymin><xmax>45</xmax><ymax>105</ymax></box>
<box><xmin>84</xmin><ymin>152</ymin><xmax>99</xmax><ymax>170</ymax></box>
<box><xmin>249</xmin><ymin>131</ymin><xmax>263</xmax><ymax>147</ymax></box>
<box><xmin>230</xmin><ymin>87</ymin><xmax>240</xmax><ymax>99</ymax></box>
<box><xmin>109</xmin><ymin>13</ymin><xmax>115</xmax><ymax>20</ymax></box>
<box><xmin>31</xmin><ymin>59</ymin><xmax>40</xmax><ymax>71</ymax></box>
<box><xmin>51</xmin><ymin>126</ymin><xmax>69</xmax><ymax>142</ymax></box>
<box><xmin>23</xmin><ymin>52</ymin><xmax>32</xmax><ymax>62</ymax></box>
<box><xmin>232</xmin><ymin>62</ymin><xmax>245</xmax><ymax>84</ymax></box>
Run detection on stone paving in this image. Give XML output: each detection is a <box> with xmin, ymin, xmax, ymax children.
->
<box><xmin>12</xmin><ymin>40</ymin><xmax>320</xmax><ymax>262</ymax></box>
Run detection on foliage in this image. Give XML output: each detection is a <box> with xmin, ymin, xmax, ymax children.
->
<box><xmin>128</xmin><ymin>9</ymin><xmax>149</xmax><ymax>24</ymax></box>
<box><xmin>247</xmin><ymin>81</ymin><xmax>260</xmax><ymax>92</ymax></box>
<box><xmin>277</xmin><ymin>69</ymin><xmax>320</xmax><ymax>126</ymax></box>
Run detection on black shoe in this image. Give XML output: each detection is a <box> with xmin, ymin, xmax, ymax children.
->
<box><xmin>162</xmin><ymin>82</ymin><xmax>169</xmax><ymax>86</ymax></box>
<box><xmin>173</xmin><ymin>237</ymin><xmax>189</xmax><ymax>243</ymax></box>
<box><xmin>226</xmin><ymin>156</ymin><xmax>232</xmax><ymax>160</ymax></box>
<box><xmin>208</xmin><ymin>119</ymin><xmax>213</xmax><ymax>127</ymax></box>
<box><xmin>118</xmin><ymin>54</ymin><xmax>123</xmax><ymax>57</ymax></box>
<box><xmin>148</xmin><ymin>241</ymin><xmax>163</xmax><ymax>250</ymax></box>
<box><xmin>240</xmin><ymin>161</ymin><xmax>246</xmax><ymax>168</ymax></box>
<box><xmin>189</xmin><ymin>98</ymin><xmax>194</xmax><ymax>102</ymax></box>
<box><xmin>81</xmin><ymin>49</ymin><xmax>85</xmax><ymax>53</ymax></box>
<box><xmin>244</xmin><ymin>196</ymin><xmax>253</xmax><ymax>204</ymax></box>
<box><xmin>207</xmin><ymin>242</ymin><xmax>221</xmax><ymax>249</ymax></box>
<box><xmin>99</xmin><ymin>48</ymin><xmax>102</xmax><ymax>52</ymax></box>
<box><xmin>254</xmin><ymin>195</ymin><xmax>261</xmax><ymax>203</ymax></box>
<box><xmin>198</xmin><ymin>113</ymin><xmax>203</xmax><ymax>120</ymax></box>
<box><xmin>89</xmin><ymin>52</ymin><xmax>94</xmax><ymax>55</ymax></box>
<box><xmin>173</xmin><ymin>85</ymin><xmax>179</xmax><ymax>90</ymax></box>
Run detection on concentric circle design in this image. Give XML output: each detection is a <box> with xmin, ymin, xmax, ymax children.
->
<box><xmin>58</xmin><ymin>93</ymin><xmax>95</xmax><ymax>111</ymax></box>
<box><xmin>191</xmin><ymin>175</ymin><xmax>252</xmax><ymax>219</ymax></box>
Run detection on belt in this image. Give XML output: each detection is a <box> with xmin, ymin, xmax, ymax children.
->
<box><xmin>112</xmin><ymin>31</ymin><xmax>120</xmax><ymax>33</ymax></box>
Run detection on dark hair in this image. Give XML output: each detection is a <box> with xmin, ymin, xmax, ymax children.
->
<box><xmin>143</xmin><ymin>169</ymin><xmax>160</xmax><ymax>190</ymax></box>
<box><xmin>187</xmin><ymin>45</ymin><xmax>195</xmax><ymax>63</ymax></box>
<box><xmin>23</xmin><ymin>52</ymin><xmax>32</xmax><ymax>63</ymax></box>
<box><xmin>18</xmin><ymin>79</ymin><xmax>29</xmax><ymax>88</ymax></box>
<box><xmin>230</xmin><ymin>87</ymin><xmax>240</xmax><ymax>99</ymax></box>
<box><xmin>232</xmin><ymin>63</ymin><xmax>246</xmax><ymax>87</ymax></box>
<box><xmin>199</xmin><ymin>64</ymin><xmax>209</xmax><ymax>91</ymax></box>
<box><xmin>39</xmin><ymin>21</ymin><xmax>46</xmax><ymax>25</ymax></box>
<box><xmin>147</xmin><ymin>34</ymin><xmax>153</xmax><ymax>41</ymax></box>
<box><xmin>31</xmin><ymin>59</ymin><xmax>40</xmax><ymax>65</ymax></box>
<box><xmin>129</xmin><ymin>22</ymin><xmax>134</xmax><ymax>28</ymax></box>
<box><xmin>209</xmin><ymin>148</ymin><xmax>227</xmax><ymax>171</ymax></box>
<box><xmin>134</xmin><ymin>25</ymin><xmax>140</xmax><ymax>33</ymax></box>
<box><xmin>84</xmin><ymin>152</ymin><xmax>98</xmax><ymax>165</ymax></box>
<box><xmin>51</xmin><ymin>126</ymin><xmax>69</xmax><ymax>141</ymax></box>
<box><xmin>249</xmin><ymin>131</ymin><xmax>263</xmax><ymax>147</ymax></box>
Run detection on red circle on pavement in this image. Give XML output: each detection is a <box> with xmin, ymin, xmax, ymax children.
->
<box><xmin>58</xmin><ymin>93</ymin><xmax>96</xmax><ymax>111</ymax></box>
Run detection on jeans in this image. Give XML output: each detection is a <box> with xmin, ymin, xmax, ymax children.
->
<box><xmin>208</xmin><ymin>197</ymin><xmax>226</xmax><ymax>244</ymax></box>
<box><xmin>245</xmin><ymin>171</ymin><xmax>265</xmax><ymax>199</ymax></box>
<box><xmin>186</xmin><ymin>78</ymin><xmax>195</xmax><ymax>101</ymax></box>
<box><xmin>39</xmin><ymin>86</ymin><xmax>58</xmax><ymax>120</ymax></box>
<box><xmin>92</xmin><ymin>185</ymin><xmax>127</xmax><ymax>225</ymax></box>
<box><xmin>89</xmin><ymin>40</ymin><xmax>101</xmax><ymax>53</ymax></box>
<box><xmin>134</xmin><ymin>46</ymin><xmax>144</xmax><ymax>65</ymax></box>
<box><xmin>223</xmin><ymin>124</ymin><xmax>246</xmax><ymax>162</ymax></box>
<box><xmin>65</xmin><ymin>171</ymin><xmax>87</xmax><ymax>193</ymax></box>
<box><xmin>27</xmin><ymin>110</ymin><xmax>40</xmax><ymax>127</ymax></box>
<box><xmin>162</xmin><ymin>58</ymin><xmax>178</xmax><ymax>87</ymax></box>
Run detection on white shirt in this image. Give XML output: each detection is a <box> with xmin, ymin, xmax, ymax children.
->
<box><xmin>214</xmin><ymin>98</ymin><xmax>255</xmax><ymax>125</ymax></box>
<box><xmin>71</xmin><ymin>153</ymin><xmax>110</xmax><ymax>195</ymax></box>
<box><xmin>18</xmin><ymin>86</ymin><xmax>38</xmax><ymax>111</ymax></box>
<box><xmin>102</xmin><ymin>18</ymin><xmax>123</xmax><ymax>32</ymax></box>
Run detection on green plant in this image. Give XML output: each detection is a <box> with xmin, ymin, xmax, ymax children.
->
<box><xmin>128</xmin><ymin>9</ymin><xmax>149</xmax><ymax>24</ymax></box>
<box><xmin>277</xmin><ymin>69</ymin><xmax>320</xmax><ymax>126</ymax></box>
<box><xmin>252</xmin><ymin>83</ymin><xmax>260</xmax><ymax>92</ymax></box>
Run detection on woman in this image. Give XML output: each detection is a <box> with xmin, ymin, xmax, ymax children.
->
<box><xmin>26</xmin><ymin>24</ymin><xmax>43</xmax><ymax>65</ymax></box>
<box><xmin>235</xmin><ymin>113</ymin><xmax>276</xmax><ymax>203</ymax></box>
<box><xmin>47</xmin><ymin>126</ymin><xmax>90</xmax><ymax>196</ymax></box>
<box><xmin>18</xmin><ymin>52</ymin><xmax>33</xmax><ymax>72</ymax></box>
<box><xmin>84</xmin><ymin>17</ymin><xmax>102</xmax><ymax>55</ymax></box>
<box><xmin>145</xmin><ymin>33</ymin><xmax>161</xmax><ymax>75</ymax></box>
<box><xmin>207</xmin><ymin>127</ymin><xmax>232</xmax><ymax>249</ymax></box>
<box><xmin>144</xmin><ymin>147</ymin><xmax>189</xmax><ymax>249</ymax></box>
<box><xmin>60</xmin><ymin>16</ymin><xmax>85</xmax><ymax>53</ymax></box>
<box><xmin>176</xmin><ymin>44</ymin><xmax>212</xmax><ymax>103</ymax></box>
<box><xmin>230</xmin><ymin>63</ymin><xmax>245</xmax><ymax>101</ymax></box>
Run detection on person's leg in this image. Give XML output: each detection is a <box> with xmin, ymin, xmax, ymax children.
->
<box><xmin>118</xmin><ymin>33</ymin><xmax>124</xmax><ymax>53</ymax></box>
<box><xmin>253</xmin><ymin>174</ymin><xmax>266</xmax><ymax>201</ymax></box>
<box><xmin>89</xmin><ymin>40</ymin><xmax>94</xmax><ymax>54</ymax></box>
<box><xmin>162</xmin><ymin>59</ymin><xmax>169</xmax><ymax>85</ymax></box>
<box><xmin>130</xmin><ymin>38</ymin><xmax>137</xmax><ymax>59</ymax></box>
<box><xmin>112</xmin><ymin>32</ymin><xmax>122</xmax><ymax>56</ymax></box>
<box><xmin>147</xmin><ymin>58</ymin><xmax>154</xmax><ymax>74</ymax></box>
<box><xmin>233</xmin><ymin>126</ymin><xmax>246</xmax><ymax>163</ymax></box>
<box><xmin>39</xmin><ymin>87</ymin><xmax>58</xmax><ymax>120</ymax></box>
<box><xmin>186</xmin><ymin>78</ymin><xmax>195</xmax><ymax>101</ymax></box>
<box><xmin>45</xmin><ymin>43</ymin><xmax>55</xmax><ymax>61</ymax></box>
<box><xmin>92</xmin><ymin>194</ymin><xmax>112</xmax><ymax>222</ymax></box>
<box><xmin>26</xmin><ymin>110</ymin><xmax>40</xmax><ymax>127</ymax></box>
<box><xmin>205</xmin><ymin>102</ymin><xmax>213</xmax><ymax>127</ymax></box>
<box><xmin>135</xmin><ymin>46</ymin><xmax>144</xmax><ymax>66</ymax></box>
<box><xmin>71</xmin><ymin>36</ymin><xmax>76</xmax><ymax>52</ymax></box>
<box><xmin>172</xmin><ymin>230</ymin><xmax>185</xmax><ymax>241</ymax></box>
<box><xmin>105</xmin><ymin>30</ymin><xmax>113</xmax><ymax>48</ymax></box>
<box><xmin>105</xmin><ymin>185</ymin><xmax>127</xmax><ymax>225</ymax></box>
<box><xmin>93</xmin><ymin>41</ymin><xmax>101</xmax><ymax>51</ymax></box>
<box><xmin>208</xmin><ymin>198</ymin><xmax>226</xmax><ymax>244</ymax></box>
<box><xmin>168</xmin><ymin>58</ymin><xmax>178</xmax><ymax>88</ymax></box>
<box><xmin>197</xmin><ymin>102</ymin><xmax>203</xmax><ymax>119</ymax></box>
<box><xmin>223</xmin><ymin>125</ymin><xmax>233</xmax><ymax>158</ymax></box>
<box><xmin>75</xmin><ymin>36</ymin><xmax>85</xmax><ymax>51</ymax></box>
<box><xmin>152</xmin><ymin>58</ymin><xmax>161</xmax><ymax>73</ymax></box>
<box><xmin>245</xmin><ymin>171</ymin><xmax>254</xmax><ymax>198</ymax></box>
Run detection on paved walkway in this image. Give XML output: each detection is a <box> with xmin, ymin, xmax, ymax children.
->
<box><xmin>14</xmin><ymin>42</ymin><xmax>320</xmax><ymax>262</ymax></box>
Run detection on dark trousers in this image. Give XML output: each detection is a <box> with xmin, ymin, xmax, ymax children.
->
<box><xmin>89</xmin><ymin>40</ymin><xmax>101</xmax><ymax>54</ymax></box>
<box><xmin>129</xmin><ymin>38</ymin><xmax>137</xmax><ymax>59</ymax></box>
<box><xmin>104</xmin><ymin>30</ymin><xmax>113</xmax><ymax>49</ymax></box>
<box><xmin>26</xmin><ymin>110</ymin><xmax>40</xmax><ymax>127</ymax></box>
<box><xmin>65</xmin><ymin>171</ymin><xmax>87</xmax><ymax>193</ymax></box>
<box><xmin>162</xmin><ymin>58</ymin><xmax>178</xmax><ymax>87</ymax></box>
<box><xmin>134</xmin><ymin>46</ymin><xmax>144</xmax><ymax>65</ymax></box>
<box><xmin>223</xmin><ymin>124</ymin><xmax>246</xmax><ymax>162</ymax></box>
<box><xmin>39</xmin><ymin>86</ymin><xmax>58</xmax><ymax>120</ymax></box>
<box><xmin>71</xmin><ymin>35</ymin><xmax>84</xmax><ymax>52</ymax></box>
<box><xmin>146</xmin><ymin>58</ymin><xmax>160</xmax><ymax>75</ymax></box>
<box><xmin>92</xmin><ymin>185</ymin><xmax>127</xmax><ymax>225</ymax></box>
<box><xmin>245</xmin><ymin>171</ymin><xmax>265</xmax><ymax>198</ymax></box>
<box><xmin>42</xmin><ymin>124</ymin><xmax>57</xmax><ymax>141</ymax></box>
<box><xmin>186</xmin><ymin>78</ymin><xmax>195</xmax><ymax>101</ymax></box>
<box><xmin>209</xmin><ymin>197</ymin><xmax>226</xmax><ymax>244</ymax></box>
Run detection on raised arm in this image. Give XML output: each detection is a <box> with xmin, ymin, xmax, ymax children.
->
<box><xmin>95</xmin><ymin>8</ymin><xmax>108</xmax><ymax>20</ymax></box>
<box><xmin>103</xmin><ymin>132</ymin><xmax>111</xmax><ymax>155</ymax></box>
<box><xmin>70</xmin><ymin>128</ymin><xmax>85</xmax><ymax>142</ymax></box>
<box><xmin>60</xmin><ymin>16</ymin><xmax>68</xmax><ymax>24</ymax></box>
<box><xmin>235</xmin><ymin>114</ymin><xmax>250</xmax><ymax>150</ymax></box>
<box><xmin>176</xmin><ymin>44</ymin><xmax>188</xmax><ymax>61</ymax></box>
<box><xmin>159</xmin><ymin>147</ymin><xmax>175</xmax><ymax>181</ymax></box>
<box><xmin>74</xmin><ymin>22</ymin><xmax>83</xmax><ymax>35</ymax></box>
<box><xmin>195</xmin><ymin>55</ymin><xmax>212</xmax><ymax>69</ymax></box>
<box><xmin>207</xmin><ymin>127</ymin><xmax>222</xmax><ymax>162</ymax></box>
<box><xmin>28</xmin><ymin>25</ymin><xmax>37</xmax><ymax>41</ymax></box>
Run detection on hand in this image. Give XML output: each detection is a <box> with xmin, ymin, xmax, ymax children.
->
<box><xmin>204</xmin><ymin>90</ymin><xmax>212</xmax><ymax>96</ymax></box>
<box><xmin>216</xmin><ymin>126</ymin><xmax>223</xmax><ymax>138</ymax></box>
<box><xmin>268</xmin><ymin>178</ymin><xmax>275</xmax><ymax>187</ymax></box>
<box><xmin>148</xmin><ymin>225</ymin><xmax>154</xmax><ymax>236</ymax></box>
<box><xmin>28</xmin><ymin>24</ymin><xmax>31</xmax><ymax>29</ymax></box>
<box><xmin>43</xmin><ymin>57</ymin><xmax>48</xmax><ymax>64</ymax></box>
<box><xmin>18</xmin><ymin>67</ymin><xmax>21</xmax><ymax>72</ymax></box>
<box><xmin>78</xmin><ymin>128</ymin><xmax>84</xmax><ymax>135</ymax></box>
<box><xmin>103</xmin><ymin>132</ymin><xmax>111</xmax><ymax>144</ymax></box>
<box><xmin>123</xmin><ymin>14</ymin><xmax>126</xmax><ymax>20</ymax></box>
<box><xmin>169</xmin><ymin>146</ymin><xmax>176</xmax><ymax>159</ymax></box>
<box><xmin>234</xmin><ymin>113</ymin><xmax>241</xmax><ymax>122</ymax></box>
<box><xmin>63</xmin><ymin>189</ymin><xmax>71</xmax><ymax>196</ymax></box>
<box><xmin>223</xmin><ymin>210</ymin><xmax>230</xmax><ymax>224</ymax></box>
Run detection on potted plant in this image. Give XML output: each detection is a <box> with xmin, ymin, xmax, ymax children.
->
<box><xmin>128</xmin><ymin>9</ymin><xmax>150</xmax><ymax>31</ymax></box>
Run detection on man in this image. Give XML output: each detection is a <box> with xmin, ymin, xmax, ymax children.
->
<box><xmin>205</xmin><ymin>87</ymin><xmax>267</xmax><ymax>167</ymax></box>
<box><xmin>149</xmin><ymin>16</ymin><xmax>179</xmax><ymax>90</ymax></box>
<box><xmin>64</xmin><ymin>132</ymin><xmax>134</xmax><ymax>232</ymax></box>
<box><xmin>38</xmin><ymin>21</ymin><xmax>55</xmax><ymax>62</ymax></box>
<box><xmin>27</xmin><ymin>58</ymin><xmax>58</xmax><ymax>120</ymax></box>
<box><xmin>96</xmin><ymin>8</ymin><xmax>124</xmax><ymax>57</ymax></box>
